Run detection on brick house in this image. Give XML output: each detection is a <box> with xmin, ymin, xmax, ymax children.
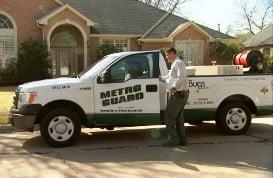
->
<box><xmin>0</xmin><ymin>0</ymin><xmax>233</xmax><ymax>77</ymax></box>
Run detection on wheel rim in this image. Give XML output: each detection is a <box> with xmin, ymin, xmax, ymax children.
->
<box><xmin>226</xmin><ymin>107</ymin><xmax>247</xmax><ymax>131</ymax></box>
<box><xmin>48</xmin><ymin>116</ymin><xmax>74</xmax><ymax>142</ymax></box>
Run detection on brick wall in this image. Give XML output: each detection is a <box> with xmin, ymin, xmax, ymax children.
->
<box><xmin>141</xmin><ymin>42</ymin><xmax>172</xmax><ymax>51</ymax></box>
<box><xmin>0</xmin><ymin>0</ymin><xmax>59</xmax><ymax>45</ymax></box>
<box><xmin>89</xmin><ymin>37</ymin><xmax>100</xmax><ymax>63</ymax></box>
<box><xmin>129</xmin><ymin>38</ymin><xmax>141</xmax><ymax>51</ymax></box>
<box><xmin>141</xmin><ymin>25</ymin><xmax>212</xmax><ymax>65</ymax></box>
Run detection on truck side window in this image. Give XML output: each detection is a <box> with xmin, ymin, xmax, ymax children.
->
<box><xmin>107</xmin><ymin>53</ymin><xmax>157</xmax><ymax>83</ymax></box>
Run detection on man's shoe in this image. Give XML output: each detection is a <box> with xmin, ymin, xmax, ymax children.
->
<box><xmin>179</xmin><ymin>140</ymin><xmax>188</xmax><ymax>147</ymax></box>
<box><xmin>162</xmin><ymin>142</ymin><xmax>178</xmax><ymax>147</ymax></box>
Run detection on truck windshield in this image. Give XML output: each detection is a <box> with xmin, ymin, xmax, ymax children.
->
<box><xmin>79</xmin><ymin>55</ymin><xmax>118</xmax><ymax>79</ymax></box>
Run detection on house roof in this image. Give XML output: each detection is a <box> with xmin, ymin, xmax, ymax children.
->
<box><xmin>60</xmin><ymin>0</ymin><xmax>234</xmax><ymax>39</ymax></box>
<box><xmin>37</xmin><ymin>4</ymin><xmax>95</xmax><ymax>26</ymax></box>
<box><xmin>244</xmin><ymin>23</ymin><xmax>273</xmax><ymax>47</ymax></box>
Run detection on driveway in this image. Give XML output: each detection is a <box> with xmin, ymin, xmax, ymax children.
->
<box><xmin>0</xmin><ymin>117</ymin><xmax>272</xmax><ymax>178</ymax></box>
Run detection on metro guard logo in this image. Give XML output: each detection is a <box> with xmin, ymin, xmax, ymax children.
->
<box><xmin>100</xmin><ymin>85</ymin><xmax>144</xmax><ymax>106</ymax></box>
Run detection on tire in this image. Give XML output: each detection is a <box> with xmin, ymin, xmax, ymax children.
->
<box><xmin>216</xmin><ymin>102</ymin><xmax>251</xmax><ymax>135</ymax></box>
<box><xmin>40</xmin><ymin>108</ymin><xmax>81</xmax><ymax>147</ymax></box>
<box><xmin>188</xmin><ymin>121</ymin><xmax>203</xmax><ymax>125</ymax></box>
<box><xmin>106</xmin><ymin>126</ymin><xmax>114</xmax><ymax>130</ymax></box>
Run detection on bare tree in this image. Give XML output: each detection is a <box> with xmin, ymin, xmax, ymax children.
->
<box><xmin>139</xmin><ymin>0</ymin><xmax>191</xmax><ymax>13</ymax></box>
<box><xmin>237</xmin><ymin>0</ymin><xmax>273</xmax><ymax>35</ymax></box>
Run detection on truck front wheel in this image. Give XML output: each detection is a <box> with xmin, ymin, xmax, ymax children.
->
<box><xmin>40</xmin><ymin>108</ymin><xmax>81</xmax><ymax>147</ymax></box>
<box><xmin>216</xmin><ymin>102</ymin><xmax>251</xmax><ymax>135</ymax></box>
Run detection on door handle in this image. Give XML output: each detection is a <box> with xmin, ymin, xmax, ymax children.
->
<box><xmin>146</xmin><ymin>85</ymin><xmax>158</xmax><ymax>92</ymax></box>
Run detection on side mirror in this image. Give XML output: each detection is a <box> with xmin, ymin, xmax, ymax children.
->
<box><xmin>98</xmin><ymin>70</ymin><xmax>111</xmax><ymax>83</ymax></box>
<box><xmin>71</xmin><ymin>72</ymin><xmax>77</xmax><ymax>78</ymax></box>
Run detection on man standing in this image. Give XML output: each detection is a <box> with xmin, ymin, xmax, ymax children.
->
<box><xmin>159</xmin><ymin>47</ymin><xmax>189</xmax><ymax>147</ymax></box>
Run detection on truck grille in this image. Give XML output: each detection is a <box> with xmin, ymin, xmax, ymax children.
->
<box><xmin>13</xmin><ymin>89</ymin><xmax>19</xmax><ymax>108</ymax></box>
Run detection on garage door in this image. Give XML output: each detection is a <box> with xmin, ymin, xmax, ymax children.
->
<box><xmin>175</xmin><ymin>40</ymin><xmax>204</xmax><ymax>66</ymax></box>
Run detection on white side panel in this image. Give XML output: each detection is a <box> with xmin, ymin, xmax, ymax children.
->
<box><xmin>94</xmin><ymin>78</ymin><xmax>160</xmax><ymax>114</ymax></box>
<box><xmin>185</xmin><ymin>75</ymin><xmax>273</xmax><ymax>109</ymax></box>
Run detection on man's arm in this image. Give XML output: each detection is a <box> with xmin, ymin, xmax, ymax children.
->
<box><xmin>172</xmin><ymin>61</ymin><xmax>187</xmax><ymax>90</ymax></box>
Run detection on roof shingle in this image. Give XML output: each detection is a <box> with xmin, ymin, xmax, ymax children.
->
<box><xmin>61</xmin><ymin>0</ymin><xmax>234</xmax><ymax>39</ymax></box>
<box><xmin>244</xmin><ymin>23</ymin><xmax>273</xmax><ymax>47</ymax></box>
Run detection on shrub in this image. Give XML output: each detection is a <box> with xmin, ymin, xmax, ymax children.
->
<box><xmin>263</xmin><ymin>56</ymin><xmax>273</xmax><ymax>73</ymax></box>
<box><xmin>16</xmin><ymin>39</ymin><xmax>51</xmax><ymax>82</ymax></box>
<box><xmin>96</xmin><ymin>43</ymin><xmax>118</xmax><ymax>59</ymax></box>
<box><xmin>0</xmin><ymin>59</ymin><xmax>19</xmax><ymax>84</ymax></box>
<box><xmin>210</xmin><ymin>40</ymin><xmax>244</xmax><ymax>65</ymax></box>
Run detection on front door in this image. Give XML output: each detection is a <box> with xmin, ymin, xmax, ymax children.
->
<box><xmin>50</xmin><ymin>33</ymin><xmax>82</xmax><ymax>77</ymax></box>
<box><xmin>51</xmin><ymin>47</ymin><xmax>78</xmax><ymax>77</ymax></box>
<box><xmin>93</xmin><ymin>52</ymin><xmax>161</xmax><ymax>126</ymax></box>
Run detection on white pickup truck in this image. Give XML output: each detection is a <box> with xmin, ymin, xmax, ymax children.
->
<box><xmin>9</xmin><ymin>51</ymin><xmax>273</xmax><ymax>147</ymax></box>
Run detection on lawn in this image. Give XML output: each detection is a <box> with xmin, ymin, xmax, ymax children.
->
<box><xmin>0</xmin><ymin>87</ymin><xmax>16</xmax><ymax>124</ymax></box>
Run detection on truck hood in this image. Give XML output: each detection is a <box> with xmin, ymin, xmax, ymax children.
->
<box><xmin>19</xmin><ymin>78</ymin><xmax>81</xmax><ymax>91</ymax></box>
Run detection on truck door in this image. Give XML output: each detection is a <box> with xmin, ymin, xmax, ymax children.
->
<box><xmin>93</xmin><ymin>52</ymin><xmax>161</xmax><ymax>126</ymax></box>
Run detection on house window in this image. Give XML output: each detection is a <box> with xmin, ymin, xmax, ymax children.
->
<box><xmin>0</xmin><ymin>13</ymin><xmax>15</xmax><ymax>68</ymax></box>
<box><xmin>101</xmin><ymin>39</ymin><xmax>128</xmax><ymax>52</ymax></box>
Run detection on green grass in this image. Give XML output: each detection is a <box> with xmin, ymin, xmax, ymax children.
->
<box><xmin>0</xmin><ymin>87</ymin><xmax>16</xmax><ymax>125</ymax></box>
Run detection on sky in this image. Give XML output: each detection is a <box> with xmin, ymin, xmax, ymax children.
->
<box><xmin>177</xmin><ymin>0</ymin><xmax>239</xmax><ymax>34</ymax></box>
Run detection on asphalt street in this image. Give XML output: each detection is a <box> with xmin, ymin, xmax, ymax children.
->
<box><xmin>0</xmin><ymin>117</ymin><xmax>272</xmax><ymax>178</ymax></box>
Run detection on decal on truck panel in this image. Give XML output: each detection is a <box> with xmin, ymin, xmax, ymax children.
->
<box><xmin>224</xmin><ymin>76</ymin><xmax>266</xmax><ymax>82</ymax></box>
<box><xmin>260</xmin><ymin>87</ymin><xmax>269</xmax><ymax>95</ymax></box>
<box><xmin>78</xmin><ymin>87</ymin><xmax>92</xmax><ymax>91</ymax></box>
<box><xmin>100</xmin><ymin>85</ymin><xmax>144</xmax><ymax>106</ymax></box>
<box><xmin>52</xmin><ymin>85</ymin><xmax>70</xmax><ymax>90</ymax></box>
<box><xmin>189</xmin><ymin>80</ymin><xmax>206</xmax><ymax>89</ymax></box>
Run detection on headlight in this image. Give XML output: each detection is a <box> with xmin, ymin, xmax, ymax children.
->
<box><xmin>18</xmin><ymin>92</ymin><xmax>37</xmax><ymax>108</ymax></box>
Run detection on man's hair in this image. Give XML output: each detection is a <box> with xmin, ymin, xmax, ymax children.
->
<box><xmin>165</xmin><ymin>47</ymin><xmax>177</xmax><ymax>54</ymax></box>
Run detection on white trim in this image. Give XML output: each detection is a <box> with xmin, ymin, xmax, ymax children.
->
<box><xmin>127</xmin><ymin>38</ymin><xmax>131</xmax><ymax>51</ymax></box>
<box><xmin>138</xmin><ymin>38</ymin><xmax>172</xmax><ymax>43</ymax></box>
<box><xmin>90</xmin><ymin>34</ymin><xmax>141</xmax><ymax>38</ymax></box>
<box><xmin>169</xmin><ymin>21</ymin><xmax>214</xmax><ymax>40</ymax></box>
<box><xmin>0</xmin><ymin>10</ymin><xmax>17</xmax><ymax>58</ymax></box>
<box><xmin>47</xmin><ymin>19</ymin><xmax>88</xmax><ymax>69</ymax></box>
<box><xmin>99</xmin><ymin>38</ymin><xmax>130</xmax><ymax>51</ymax></box>
<box><xmin>139</xmin><ymin>21</ymin><xmax>215</xmax><ymax>43</ymax></box>
<box><xmin>54</xmin><ymin>0</ymin><xmax>64</xmax><ymax>5</ymax></box>
<box><xmin>38</xmin><ymin>4</ymin><xmax>95</xmax><ymax>26</ymax></box>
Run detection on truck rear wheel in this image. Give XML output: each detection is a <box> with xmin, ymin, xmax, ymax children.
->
<box><xmin>216</xmin><ymin>102</ymin><xmax>251</xmax><ymax>135</ymax></box>
<box><xmin>40</xmin><ymin>108</ymin><xmax>81</xmax><ymax>147</ymax></box>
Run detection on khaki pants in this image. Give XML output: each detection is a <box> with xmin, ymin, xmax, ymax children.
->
<box><xmin>164</xmin><ymin>91</ymin><xmax>189</xmax><ymax>144</ymax></box>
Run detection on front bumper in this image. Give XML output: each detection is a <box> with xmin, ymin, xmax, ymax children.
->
<box><xmin>9</xmin><ymin>113</ymin><xmax>36</xmax><ymax>130</ymax></box>
<box><xmin>9</xmin><ymin>104</ymin><xmax>42</xmax><ymax>131</ymax></box>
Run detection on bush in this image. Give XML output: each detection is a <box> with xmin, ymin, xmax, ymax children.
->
<box><xmin>210</xmin><ymin>40</ymin><xmax>244</xmax><ymax>65</ymax></box>
<box><xmin>0</xmin><ymin>58</ymin><xmax>19</xmax><ymax>85</ymax></box>
<box><xmin>16</xmin><ymin>39</ymin><xmax>51</xmax><ymax>82</ymax></box>
<box><xmin>96</xmin><ymin>43</ymin><xmax>118</xmax><ymax>59</ymax></box>
<box><xmin>263</xmin><ymin>56</ymin><xmax>273</xmax><ymax>73</ymax></box>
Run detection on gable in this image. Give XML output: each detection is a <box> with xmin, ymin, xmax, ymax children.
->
<box><xmin>37</xmin><ymin>4</ymin><xmax>95</xmax><ymax>26</ymax></box>
<box><xmin>171</xmin><ymin>22</ymin><xmax>212</xmax><ymax>41</ymax></box>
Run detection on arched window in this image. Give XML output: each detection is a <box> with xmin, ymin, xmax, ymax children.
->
<box><xmin>0</xmin><ymin>13</ymin><xmax>16</xmax><ymax>68</ymax></box>
<box><xmin>51</xmin><ymin>33</ymin><xmax>77</xmax><ymax>48</ymax></box>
